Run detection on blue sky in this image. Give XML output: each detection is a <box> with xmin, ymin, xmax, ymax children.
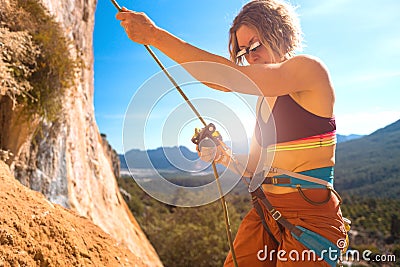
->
<box><xmin>94</xmin><ymin>0</ymin><xmax>400</xmax><ymax>153</ymax></box>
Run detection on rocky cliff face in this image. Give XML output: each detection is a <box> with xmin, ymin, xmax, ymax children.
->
<box><xmin>0</xmin><ymin>160</ymin><xmax>150</xmax><ymax>266</ymax></box>
<box><xmin>0</xmin><ymin>0</ymin><xmax>162</xmax><ymax>266</ymax></box>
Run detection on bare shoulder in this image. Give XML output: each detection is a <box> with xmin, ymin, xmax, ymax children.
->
<box><xmin>285</xmin><ymin>54</ymin><xmax>329</xmax><ymax>75</ymax></box>
<box><xmin>284</xmin><ymin>54</ymin><xmax>332</xmax><ymax>91</ymax></box>
<box><xmin>288</xmin><ymin>55</ymin><xmax>335</xmax><ymax>116</ymax></box>
<box><xmin>236</xmin><ymin>54</ymin><xmax>332</xmax><ymax>97</ymax></box>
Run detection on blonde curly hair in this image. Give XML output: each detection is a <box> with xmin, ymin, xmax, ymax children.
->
<box><xmin>229</xmin><ymin>0</ymin><xmax>303</xmax><ymax>64</ymax></box>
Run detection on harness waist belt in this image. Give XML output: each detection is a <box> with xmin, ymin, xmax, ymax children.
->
<box><xmin>263</xmin><ymin>167</ymin><xmax>334</xmax><ymax>188</ymax></box>
<box><xmin>263</xmin><ymin>177</ymin><xmax>291</xmax><ymax>185</ymax></box>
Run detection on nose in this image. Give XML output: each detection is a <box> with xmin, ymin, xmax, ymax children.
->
<box><xmin>246</xmin><ymin>51</ymin><xmax>259</xmax><ymax>64</ymax></box>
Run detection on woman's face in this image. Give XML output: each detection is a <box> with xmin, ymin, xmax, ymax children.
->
<box><xmin>236</xmin><ymin>24</ymin><xmax>281</xmax><ymax>65</ymax></box>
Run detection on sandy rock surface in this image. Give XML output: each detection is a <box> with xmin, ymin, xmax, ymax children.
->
<box><xmin>0</xmin><ymin>160</ymin><xmax>147</xmax><ymax>267</ymax></box>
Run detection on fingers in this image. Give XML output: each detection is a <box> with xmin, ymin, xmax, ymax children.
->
<box><xmin>198</xmin><ymin>144</ymin><xmax>231</xmax><ymax>165</ymax></box>
<box><xmin>115</xmin><ymin>10</ymin><xmax>129</xmax><ymax>20</ymax></box>
<box><xmin>116</xmin><ymin>9</ymin><xmax>146</xmax><ymax>21</ymax></box>
<box><xmin>199</xmin><ymin>146</ymin><xmax>217</xmax><ymax>162</ymax></box>
<box><xmin>115</xmin><ymin>8</ymin><xmax>135</xmax><ymax>21</ymax></box>
<box><xmin>115</xmin><ymin>10</ymin><xmax>157</xmax><ymax>45</ymax></box>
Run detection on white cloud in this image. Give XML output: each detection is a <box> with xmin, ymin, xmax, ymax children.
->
<box><xmin>298</xmin><ymin>0</ymin><xmax>351</xmax><ymax>17</ymax></box>
<box><xmin>342</xmin><ymin>70</ymin><xmax>400</xmax><ymax>86</ymax></box>
<box><xmin>336</xmin><ymin>110</ymin><xmax>400</xmax><ymax>135</ymax></box>
<box><xmin>299</xmin><ymin>0</ymin><xmax>400</xmax><ymax>22</ymax></box>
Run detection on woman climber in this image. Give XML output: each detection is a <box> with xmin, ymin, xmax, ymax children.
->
<box><xmin>116</xmin><ymin>1</ymin><xmax>348</xmax><ymax>266</ymax></box>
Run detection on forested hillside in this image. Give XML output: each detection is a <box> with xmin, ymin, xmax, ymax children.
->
<box><xmin>335</xmin><ymin>119</ymin><xmax>400</xmax><ymax>198</ymax></box>
<box><xmin>118</xmin><ymin>119</ymin><xmax>400</xmax><ymax>266</ymax></box>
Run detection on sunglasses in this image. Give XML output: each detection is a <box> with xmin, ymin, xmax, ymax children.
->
<box><xmin>236</xmin><ymin>41</ymin><xmax>262</xmax><ymax>58</ymax></box>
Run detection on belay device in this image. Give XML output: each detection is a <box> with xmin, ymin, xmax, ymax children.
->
<box><xmin>191</xmin><ymin>123</ymin><xmax>222</xmax><ymax>150</ymax></box>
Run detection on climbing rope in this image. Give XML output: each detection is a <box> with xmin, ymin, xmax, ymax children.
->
<box><xmin>110</xmin><ymin>1</ymin><xmax>238</xmax><ymax>266</ymax></box>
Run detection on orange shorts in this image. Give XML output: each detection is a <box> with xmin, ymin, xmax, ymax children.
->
<box><xmin>224</xmin><ymin>188</ymin><xmax>346</xmax><ymax>267</ymax></box>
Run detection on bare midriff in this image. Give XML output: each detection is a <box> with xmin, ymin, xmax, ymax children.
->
<box><xmin>262</xmin><ymin>144</ymin><xmax>335</xmax><ymax>194</ymax></box>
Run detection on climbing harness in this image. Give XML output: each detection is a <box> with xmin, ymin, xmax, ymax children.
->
<box><xmin>111</xmin><ymin>1</ymin><xmax>238</xmax><ymax>266</ymax></box>
<box><xmin>190</xmin><ymin>123</ymin><xmax>352</xmax><ymax>266</ymax></box>
<box><xmin>251</xmin><ymin>167</ymin><xmax>351</xmax><ymax>266</ymax></box>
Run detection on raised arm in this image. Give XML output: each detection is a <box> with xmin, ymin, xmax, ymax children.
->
<box><xmin>116</xmin><ymin>10</ymin><xmax>333</xmax><ymax>97</ymax></box>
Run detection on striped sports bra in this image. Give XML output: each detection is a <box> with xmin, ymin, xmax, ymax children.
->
<box><xmin>255</xmin><ymin>95</ymin><xmax>336</xmax><ymax>148</ymax></box>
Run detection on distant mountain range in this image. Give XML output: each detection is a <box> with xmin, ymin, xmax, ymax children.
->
<box><xmin>120</xmin><ymin>146</ymin><xmax>214</xmax><ymax>173</ymax></box>
<box><xmin>336</xmin><ymin>134</ymin><xmax>364</xmax><ymax>143</ymax></box>
<box><xmin>120</xmin><ymin>120</ymin><xmax>400</xmax><ymax>198</ymax></box>
<box><xmin>120</xmin><ymin>133</ymin><xmax>363</xmax><ymax>171</ymax></box>
<box><xmin>335</xmin><ymin>119</ymin><xmax>400</xmax><ymax>198</ymax></box>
